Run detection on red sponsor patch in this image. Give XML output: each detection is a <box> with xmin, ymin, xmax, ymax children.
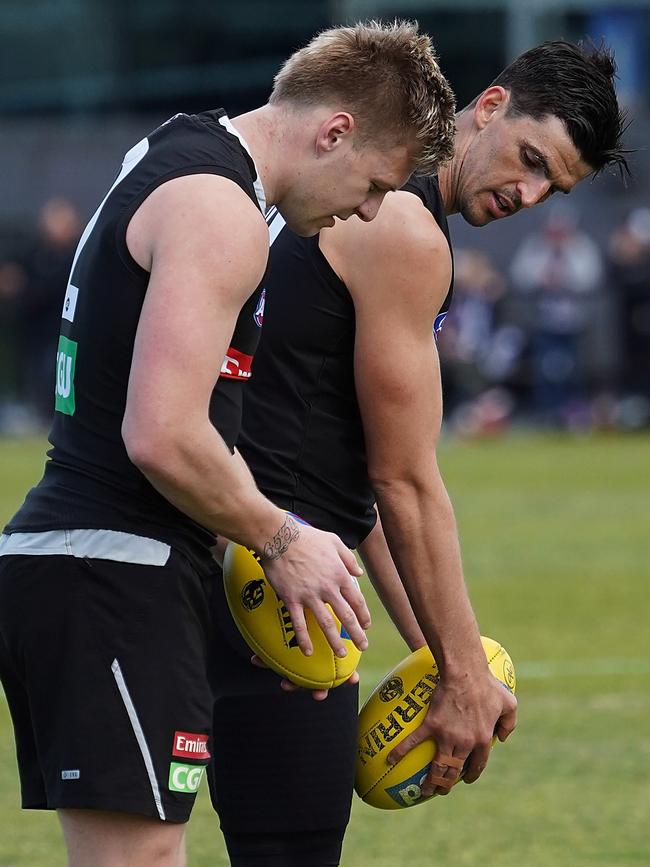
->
<box><xmin>172</xmin><ymin>731</ymin><xmax>211</xmax><ymax>759</ymax></box>
<box><xmin>220</xmin><ymin>346</ymin><xmax>253</xmax><ymax>380</ymax></box>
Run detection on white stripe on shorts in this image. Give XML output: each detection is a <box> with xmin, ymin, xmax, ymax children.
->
<box><xmin>0</xmin><ymin>529</ymin><xmax>170</xmax><ymax>566</ymax></box>
<box><xmin>111</xmin><ymin>658</ymin><xmax>166</xmax><ymax>821</ymax></box>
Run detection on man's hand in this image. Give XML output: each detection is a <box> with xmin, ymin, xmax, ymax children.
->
<box><xmin>260</xmin><ymin>519</ymin><xmax>370</xmax><ymax>658</ymax></box>
<box><xmin>387</xmin><ymin>668</ymin><xmax>517</xmax><ymax>796</ymax></box>
<box><xmin>251</xmin><ymin>654</ymin><xmax>360</xmax><ymax>701</ymax></box>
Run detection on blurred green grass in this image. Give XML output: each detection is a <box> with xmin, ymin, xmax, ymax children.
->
<box><xmin>1</xmin><ymin>433</ymin><xmax>649</xmax><ymax>866</ymax></box>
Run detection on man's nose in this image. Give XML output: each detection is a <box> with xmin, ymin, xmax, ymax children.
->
<box><xmin>518</xmin><ymin>177</ymin><xmax>552</xmax><ymax>208</ymax></box>
<box><xmin>355</xmin><ymin>191</ymin><xmax>387</xmax><ymax>223</ymax></box>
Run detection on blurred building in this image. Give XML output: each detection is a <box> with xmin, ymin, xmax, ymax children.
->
<box><xmin>1</xmin><ymin>0</ymin><xmax>649</xmax><ymax>429</ymax></box>
<box><xmin>2</xmin><ymin>1</ymin><xmax>649</xmax><ymax>221</ymax></box>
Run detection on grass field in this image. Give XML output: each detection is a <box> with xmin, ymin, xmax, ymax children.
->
<box><xmin>1</xmin><ymin>433</ymin><xmax>649</xmax><ymax>866</ymax></box>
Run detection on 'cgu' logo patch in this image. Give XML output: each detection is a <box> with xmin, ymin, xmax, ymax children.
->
<box><xmin>55</xmin><ymin>335</ymin><xmax>78</xmax><ymax>415</ymax></box>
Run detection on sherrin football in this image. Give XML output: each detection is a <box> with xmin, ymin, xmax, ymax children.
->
<box><xmin>222</xmin><ymin>541</ymin><xmax>363</xmax><ymax>690</ymax></box>
<box><xmin>355</xmin><ymin>636</ymin><xmax>516</xmax><ymax>809</ymax></box>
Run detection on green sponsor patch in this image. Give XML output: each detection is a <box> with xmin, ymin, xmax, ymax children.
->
<box><xmin>55</xmin><ymin>335</ymin><xmax>77</xmax><ymax>416</ymax></box>
<box><xmin>168</xmin><ymin>762</ymin><xmax>205</xmax><ymax>794</ymax></box>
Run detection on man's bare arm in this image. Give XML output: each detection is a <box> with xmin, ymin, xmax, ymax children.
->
<box><xmin>322</xmin><ymin>191</ymin><xmax>516</xmax><ymax>793</ymax></box>
<box><xmin>121</xmin><ymin>174</ymin><xmax>369</xmax><ymax>657</ymax></box>
<box><xmin>358</xmin><ymin>511</ymin><xmax>426</xmax><ymax>652</ymax></box>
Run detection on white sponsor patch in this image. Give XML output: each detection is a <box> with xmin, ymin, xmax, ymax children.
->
<box><xmin>61</xmin><ymin>284</ymin><xmax>79</xmax><ymax>322</ymax></box>
<box><xmin>61</xmin><ymin>769</ymin><xmax>80</xmax><ymax>780</ymax></box>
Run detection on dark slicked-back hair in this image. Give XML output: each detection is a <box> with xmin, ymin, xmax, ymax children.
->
<box><xmin>492</xmin><ymin>40</ymin><xmax>629</xmax><ymax>176</ymax></box>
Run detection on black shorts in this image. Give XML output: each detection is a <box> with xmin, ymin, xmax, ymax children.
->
<box><xmin>208</xmin><ymin>567</ymin><xmax>359</xmax><ymax>840</ymax></box>
<box><xmin>0</xmin><ymin>549</ymin><xmax>215</xmax><ymax>823</ymax></box>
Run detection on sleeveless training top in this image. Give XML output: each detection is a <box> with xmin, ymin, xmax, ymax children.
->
<box><xmin>238</xmin><ymin>174</ymin><xmax>453</xmax><ymax>548</ymax></box>
<box><xmin>6</xmin><ymin>109</ymin><xmax>266</xmax><ymax>561</ymax></box>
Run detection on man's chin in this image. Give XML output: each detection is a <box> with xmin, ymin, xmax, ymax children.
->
<box><xmin>281</xmin><ymin>219</ymin><xmax>318</xmax><ymax>238</ymax></box>
<box><xmin>460</xmin><ymin>206</ymin><xmax>493</xmax><ymax>228</ymax></box>
<box><xmin>280</xmin><ymin>213</ymin><xmax>328</xmax><ymax>237</ymax></box>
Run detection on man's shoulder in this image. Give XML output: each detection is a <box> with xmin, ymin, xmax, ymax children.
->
<box><xmin>355</xmin><ymin>190</ymin><xmax>450</xmax><ymax>274</ymax></box>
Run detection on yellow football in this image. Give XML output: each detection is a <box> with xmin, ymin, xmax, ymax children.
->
<box><xmin>222</xmin><ymin>541</ymin><xmax>363</xmax><ymax>690</ymax></box>
<box><xmin>355</xmin><ymin>636</ymin><xmax>516</xmax><ymax>809</ymax></box>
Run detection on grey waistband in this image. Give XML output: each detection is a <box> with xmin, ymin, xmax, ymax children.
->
<box><xmin>0</xmin><ymin>529</ymin><xmax>171</xmax><ymax>566</ymax></box>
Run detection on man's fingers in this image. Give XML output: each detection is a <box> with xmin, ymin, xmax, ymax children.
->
<box><xmin>280</xmin><ymin>678</ymin><xmax>329</xmax><ymax>701</ymax></box>
<box><xmin>310</xmin><ymin>601</ymin><xmax>347</xmax><ymax>657</ymax></box>
<box><xmin>386</xmin><ymin>728</ymin><xmax>428</xmax><ymax>767</ymax></box>
<box><xmin>340</xmin><ymin>579</ymin><xmax>371</xmax><ymax>630</ymax></box>
<box><xmin>285</xmin><ymin>603</ymin><xmax>313</xmax><ymax>657</ymax></box>
<box><xmin>338</xmin><ymin>543</ymin><xmax>363</xmax><ymax>578</ymax></box>
<box><xmin>495</xmin><ymin>704</ymin><xmax>517</xmax><ymax>742</ymax></box>
<box><xmin>461</xmin><ymin>743</ymin><xmax>491</xmax><ymax>784</ymax></box>
<box><xmin>328</xmin><ymin>595</ymin><xmax>368</xmax><ymax>652</ymax></box>
<box><xmin>388</xmin><ymin>732</ymin><xmax>468</xmax><ymax>799</ymax></box>
<box><xmin>421</xmin><ymin>749</ymin><xmax>466</xmax><ymax>797</ymax></box>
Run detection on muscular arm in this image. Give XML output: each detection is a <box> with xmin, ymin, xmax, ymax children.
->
<box><xmin>123</xmin><ymin>175</ymin><xmax>277</xmax><ymax>545</ymax></box>
<box><xmin>358</xmin><ymin>511</ymin><xmax>426</xmax><ymax>652</ymax></box>
<box><xmin>321</xmin><ymin>191</ymin><xmax>516</xmax><ymax>791</ymax></box>
<box><xmin>121</xmin><ymin>174</ymin><xmax>368</xmax><ymax>656</ymax></box>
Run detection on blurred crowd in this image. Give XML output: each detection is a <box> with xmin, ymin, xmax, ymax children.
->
<box><xmin>439</xmin><ymin>205</ymin><xmax>650</xmax><ymax>435</ymax></box>
<box><xmin>1</xmin><ymin>198</ymin><xmax>649</xmax><ymax>436</ymax></box>
<box><xmin>0</xmin><ymin>198</ymin><xmax>82</xmax><ymax>433</ymax></box>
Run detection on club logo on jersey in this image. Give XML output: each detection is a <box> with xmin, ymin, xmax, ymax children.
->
<box><xmin>220</xmin><ymin>347</ymin><xmax>254</xmax><ymax>380</ymax></box>
<box><xmin>172</xmin><ymin>731</ymin><xmax>211</xmax><ymax>760</ymax></box>
<box><xmin>168</xmin><ymin>762</ymin><xmax>205</xmax><ymax>794</ymax></box>
<box><xmin>379</xmin><ymin>677</ymin><xmax>404</xmax><ymax>702</ymax></box>
<box><xmin>241</xmin><ymin>579</ymin><xmax>265</xmax><ymax>611</ymax></box>
<box><xmin>55</xmin><ymin>335</ymin><xmax>78</xmax><ymax>415</ymax></box>
<box><xmin>61</xmin><ymin>284</ymin><xmax>79</xmax><ymax>323</ymax></box>
<box><xmin>253</xmin><ymin>288</ymin><xmax>266</xmax><ymax>328</ymax></box>
<box><xmin>433</xmin><ymin>312</ymin><xmax>448</xmax><ymax>340</ymax></box>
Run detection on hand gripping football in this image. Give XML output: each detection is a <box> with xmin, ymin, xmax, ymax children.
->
<box><xmin>222</xmin><ymin>541</ymin><xmax>362</xmax><ymax>690</ymax></box>
<box><xmin>355</xmin><ymin>636</ymin><xmax>516</xmax><ymax>809</ymax></box>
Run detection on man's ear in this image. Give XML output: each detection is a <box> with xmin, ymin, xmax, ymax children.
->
<box><xmin>315</xmin><ymin>112</ymin><xmax>355</xmax><ymax>155</ymax></box>
<box><xmin>473</xmin><ymin>86</ymin><xmax>509</xmax><ymax>130</ymax></box>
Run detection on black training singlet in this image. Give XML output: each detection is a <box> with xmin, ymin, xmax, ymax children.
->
<box><xmin>238</xmin><ymin>175</ymin><xmax>453</xmax><ymax>549</ymax></box>
<box><xmin>6</xmin><ymin>109</ymin><xmax>266</xmax><ymax>560</ymax></box>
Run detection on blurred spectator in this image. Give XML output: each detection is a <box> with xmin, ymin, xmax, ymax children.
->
<box><xmin>439</xmin><ymin>248</ymin><xmax>523</xmax><ymax>434</ymax></box>
<box><xmin>607</xmin><ymin>207</ymin><xmax>650</xmax><ymax>428</ymax></box>
<box><xmin>510</xmin><ymin>205</ymin><xmax>603</xmax><ymax>428</ymax></box>
<box><xmin>0</xmin><ymin>261</ymin><xmax>28</xmax><ymax>432</ymax></box>
<box><xmin>15</xmin><ymin>198</ymin><xmax>82</xmax><ymax>426</ymax></box>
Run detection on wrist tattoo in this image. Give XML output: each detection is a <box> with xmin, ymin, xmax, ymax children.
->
<box><xmin>263</xmin><ymin>514</ymin><xmax>300</xmax><ymax>560</ymax></box>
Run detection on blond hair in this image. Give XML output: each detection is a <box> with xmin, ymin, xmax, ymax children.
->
<box><xmin>270</xmin><ymin>20</ymin><xmax>456</xmax><ymax>175</ymax></box>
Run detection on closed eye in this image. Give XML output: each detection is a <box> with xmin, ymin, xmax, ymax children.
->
<box><xmin>522</xmin><ymin>148</ymin><xmax>546</xmax><ymax>174</ymax></box>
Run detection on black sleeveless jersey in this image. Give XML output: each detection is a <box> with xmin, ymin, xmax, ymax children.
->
<box><xmin>6</xmin><ymin>109</ymin><xmax>266</xmax><ymax>560</ymax></box>
<box><xmin>238</xmin><ymin>174</ymin><xmax>453</xmax><ymax>548</ymax></box>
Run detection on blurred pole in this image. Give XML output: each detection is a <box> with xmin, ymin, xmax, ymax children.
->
<box><xmin>587</xmin><ymin>9</ymin><xmax>646</xmax><ymax>109</ymax></box>
<box><xmin>506</xmin><ymin>0</ymin><xmax>538</xmax><ymax>60</ymax></box>
<box><xmin>329</xmin><ymin>0</ymin><xmax>349</xmax><ymax>24</ymax></box>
